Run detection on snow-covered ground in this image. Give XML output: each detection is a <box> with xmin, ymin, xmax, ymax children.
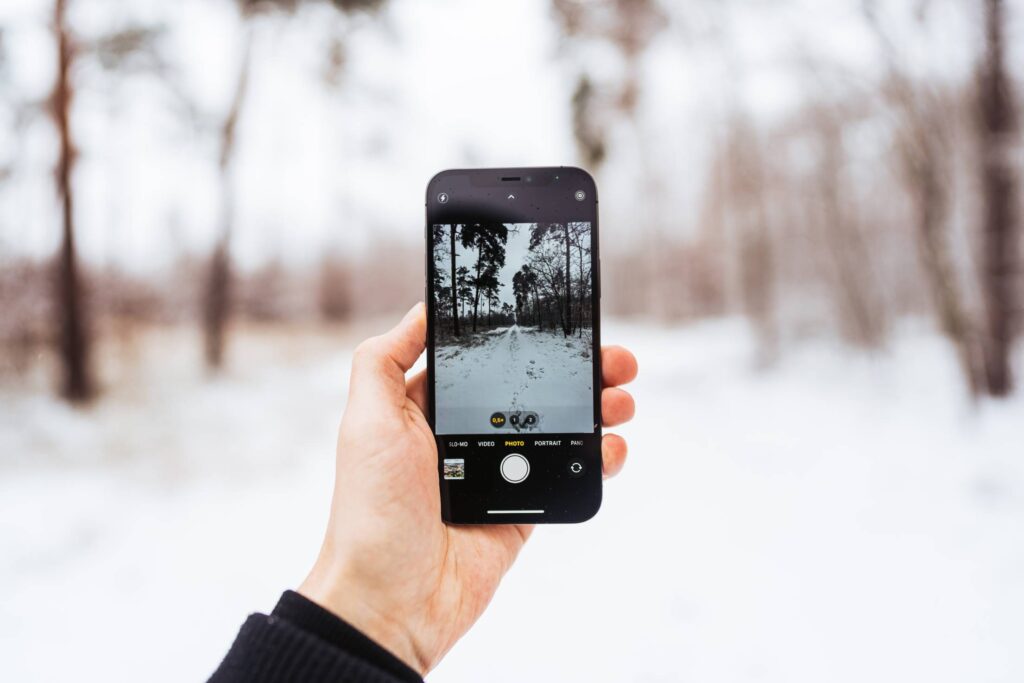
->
<box><xmin>2</xmin><ymin>318</ymin><xmax>1023</xmax><ymax>682</ymax></box>
<box><xmin>435</xmin><ymin>324</ymin><xmax>593</xmax><ymax>434</ymax></box>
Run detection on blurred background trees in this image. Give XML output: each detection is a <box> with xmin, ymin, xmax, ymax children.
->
<box><xmin>0</xmin><ymin>0</ymin><xmax>1020</xmax><ymax>402</ymax></box>
<box><xmin>3</xmin><ymin>5</ymin><xmax>1021</xmax><ymax>679</ymax></box>
<box><xmin>203</xmin><ymin>0</ymin><xmax>388</xmax><ymax>370</ymax></box>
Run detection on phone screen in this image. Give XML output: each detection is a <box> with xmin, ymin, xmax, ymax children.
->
<box><xmin>427</xmin><ymin>167</ymin><xmax>602</xmax><ymax>524</ymax></box>
<box><xmin>430</xmin><ymin>222</ymin><xmax>594</xmax><ymax>435</ymax></box>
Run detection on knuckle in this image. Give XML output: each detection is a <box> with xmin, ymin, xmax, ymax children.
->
<box><xmin>353</xmin><ymin>337</ymin><xmax>383</xmax><ymax>363</ymax></box>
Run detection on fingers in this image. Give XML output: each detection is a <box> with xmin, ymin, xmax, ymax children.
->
<box><xmin>601</xmin><ymin>387</ymin><xmax>635</xmax><ymax>427</ymax></box>
<box><xmin>349</xmin><ymin>303</ymin><xmax>426</xmax><ymax>409</ymax></box>
<box><xmin>601</xmin><ymin>433</ymin><xmax>628</xmax><ymax>479</ymax></box>
<box><xmin>602</xmin><ymin>346</ymin><xmax>638</xmax><ymax>387</ymax></box>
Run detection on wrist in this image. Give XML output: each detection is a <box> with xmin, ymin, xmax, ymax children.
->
<box><xmin>298</xmin><ymin>561</ymin><xmax>428</xmax><ymax>677</ymax></box>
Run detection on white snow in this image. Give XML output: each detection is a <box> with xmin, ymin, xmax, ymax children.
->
<box><xmin>435</xmin><ymin>324</ymin><xmax>593</xmax><ymax>434</ymax></box>
<box><xmin>1</xmin><ymin>318</ymin><xmax>1023</xmax><ymax>682</ymax></box>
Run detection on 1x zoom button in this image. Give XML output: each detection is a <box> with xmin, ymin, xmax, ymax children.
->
<box><xmin>500</xmin><ymin>454</ymin><xmax>530</xmax><ymax>484</ymax></box>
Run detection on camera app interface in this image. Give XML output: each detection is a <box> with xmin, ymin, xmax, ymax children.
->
<box><xmin>432</xmin><ymin>222</ymin><xmax>594</xmax><ymax>435</ymax></box>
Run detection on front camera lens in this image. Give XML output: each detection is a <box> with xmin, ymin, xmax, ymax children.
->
<box><xmin>574</xmin><ymin>190</ymin><xmax>586</xmax><ymax>201</ymax></box>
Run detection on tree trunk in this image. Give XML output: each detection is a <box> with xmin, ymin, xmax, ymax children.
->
<box><xmin>450</xmin><ymin>225</ymin><xmax>460</xmax><ymax>336</ymax></box>
<box><xmin>532</xmin><ymin>289</ymin><xmax>542</xmax><ymax>330</ymax></box>
<box><xmin>203</xmin><ymin>242</ymin><xmax>230</xmax><ymax>368</ymax></box>
<box><xmin>817</xmin><ymin>122</ymin><xmax>886</xmax><ymax>349</ymax></box>
<box><xmin>203</xmin><ymin>27</ymin><xmax>252</xmax><ymax>370</ymax></box>
<box><xmin>472</xmin><ymin>253</ymin><xmax>481</xmax><ymax>332</ymax></box>
<box><xmin>978</xmin><ymin>0</ymin><xmax>1019</xmax><ymax>396</ymax></box>
<box><xmin>576</xmin><ymin>236</ymin><xmax>586</xmax><ymax>336</ymax></box>
<box><xmin>903</xmin><ymin>120</ymin><xmax>986</xmax><ymax>396</ymax></box>
<box><xmin>564</xmin><ymin>223</ymin><xmax>572</xmax><ymax>336</ymax></box>
<box><xmin>52</xmin><ymin>0</ymin><xmax>93</xmax><ymax>403</ymax></box>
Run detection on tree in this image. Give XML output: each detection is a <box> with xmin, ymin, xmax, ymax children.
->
<box><xmin>862</xmin><ymin>2</ymin><xmax>986</xmax><ymax>395</ymax></box>
<box><xmin>46</xmin><ymin>1</ymin><xmax>166</xmax><ymax>402</ymax></box>
<box><xmin>456</xmin><ymin>266</ymin><xmax>472</xmax><ymax>320</ymax></box>
<box><xmin>203</xmin><ymin>20</ymin><xmax>251</xmax><ymax>369</ymax></box>
<box><xmin>512</xmin><ymin>269</ymin><xmax>528</xmax><ymax>319</ymax></box>
<box><xmin>50</xmin><ymin>0</ymin><xmax>92</xmax><ymax>402</ymax></box>
<box><xmin>526</xmin><ymin>235</ymin><xmax>570</xmax><ymax>335</ymax></box>
<box><xmin>513</xmin><ymin>264</ymin><xmax>542</xmax><ymax>329</ymax></box>
<box><xmin>568</xmin><ymin>222</ymin><xmax>592</xmax><ymax>335</ymax></box>
<box><xmin>203</xmin><ymin>0</ymin><xmax>389</xmax><ymax>369</ymax></box>
<box><xmin>976</xmin><ymin>0</ymin><xmax>1019</xmax><ymax>396</ymax></box>
<box><xmin>449</xmin><ymin>224</ymin><xmax>461</xmax><ymax>335</ymax></box>
<box><xmin>530</xmin><ymin>223</ymin><xmax>575</xmax><ymax>336</ymax></box>
<box><xmin>460</xmin><ymin>223</ymin><xmax>508</xmax><ymax>332</ymax></box>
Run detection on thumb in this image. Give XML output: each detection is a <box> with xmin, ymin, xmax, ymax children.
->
<box><xmin>348</xmin><ymin>303</ymin><xmax>426</xmax><ymax>410</ymax></box>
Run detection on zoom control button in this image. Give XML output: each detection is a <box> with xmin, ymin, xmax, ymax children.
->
<box><xmin>500</xmin><ymin>453</ymin><xmax>530</xmax><ymax>484</ymax></box>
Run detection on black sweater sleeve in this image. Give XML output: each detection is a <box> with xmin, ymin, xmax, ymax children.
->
<box><xmin>208</xmin><ymin>591</ymin><xmax>423</xmax><ymax>683</ymax></box>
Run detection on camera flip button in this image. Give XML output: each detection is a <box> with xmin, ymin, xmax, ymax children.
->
<box><xmin>500</xmin><ymin>454</ymin><xmax>530</xmax><ymax>484</ymax></box>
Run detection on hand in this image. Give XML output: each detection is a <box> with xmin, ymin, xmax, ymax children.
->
<box><xmin>299</xmin><ymin>303</ymin><xmax>638</xmax><ymax>675</ymax></box>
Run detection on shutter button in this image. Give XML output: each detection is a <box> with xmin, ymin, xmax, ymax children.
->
<box><xmin>500</xmin><ymin>454</ymin><xmax>530</xmax><ymax>484</ymax></box>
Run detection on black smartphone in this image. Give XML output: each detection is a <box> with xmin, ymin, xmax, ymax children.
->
<box><xmin>425</xmin><ymin>167</ymin><xmax>602</xmax><ymax>524</ymax></box>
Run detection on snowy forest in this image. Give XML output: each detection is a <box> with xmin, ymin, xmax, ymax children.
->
<box><xmin>431</xmin><ymin>222</ymin><xmax>594</xmax><ymax>434</ymax></box>
<box><xmin>2</xmin><ymin>1</ymin><xmax>1024</xmax><ymax>681</ymax></box>
<box><xmin>431</xmin><ymin>222</ymin><xmax>593</xmax><ymax>339</ymax></box>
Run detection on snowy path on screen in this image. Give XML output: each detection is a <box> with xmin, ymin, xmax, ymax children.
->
<box><xmin>435</xmin><ymin>325</ymin><xmax>593</xmax><ymax>433</ymax></box>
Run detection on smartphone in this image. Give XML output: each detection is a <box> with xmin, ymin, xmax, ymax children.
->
<box><xmin>425</xmin><ymin>167</ymin><xmax>602</xmax><ymax>524</ymax></box>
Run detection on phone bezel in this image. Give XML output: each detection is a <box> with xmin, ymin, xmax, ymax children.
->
<box><xmin>425</xmin><ymin>167</ymin><xmax>603</xmax><ymax>524</ymax></box>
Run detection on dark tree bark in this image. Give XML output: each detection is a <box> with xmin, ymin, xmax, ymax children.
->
<box><xmin>978</xmin><ymin>0</ymin><xmax>1019</xmax><ymax>396</ymax></box>
<box><xmin>52</xmin><ymin>0</ymin><xmax>94</xmax><ymax>402</ymax></box>
<box><xmin>450</xmin><ymin>224</ymin><xmax>460</xmax><ymax>336</ymax></box>
<box><xmin>471</xmin><ymin>254</ymin><xmax>481</xmax><ymax>333</ymax></box>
